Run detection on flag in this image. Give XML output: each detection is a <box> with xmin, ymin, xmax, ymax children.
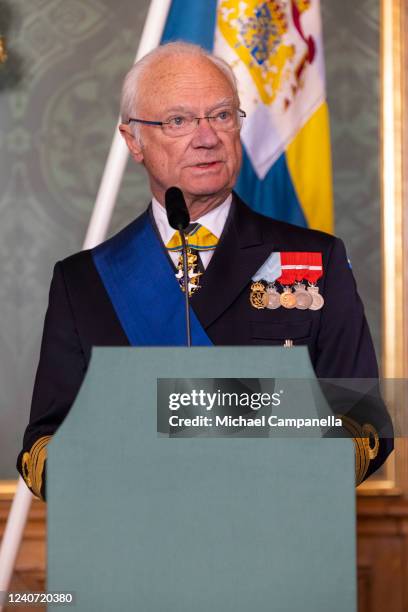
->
<box><xmin>161</xmin><ymin>0</ymin><xmax>334</xmax><ymax>233</ymax></box>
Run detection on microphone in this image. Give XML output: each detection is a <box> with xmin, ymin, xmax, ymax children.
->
<box><xmin>165</xmin><ymin>187</ymin><xmax>190</xmax><ymax>231</ymax></box>
<box><xmin>164</xmin><ymin>187</ymin><xmax>192</xmax><ymax>347</ymax></box>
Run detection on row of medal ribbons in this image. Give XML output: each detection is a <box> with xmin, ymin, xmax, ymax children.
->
<box><xmin>250</xmin><ymin>281</ymin><xmax>324</xmax><ymax>311</ymax></box>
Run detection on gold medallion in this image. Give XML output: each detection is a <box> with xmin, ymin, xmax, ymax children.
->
<box><xmin>280</xmin><ymin>287</ymin><xmax>296</xmax><ymax>309</ymax></box>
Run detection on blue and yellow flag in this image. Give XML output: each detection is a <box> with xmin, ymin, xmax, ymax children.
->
<box><xmin>161</xmin><ymin>0</ymin><xmax>333</xmax><ymax>233</ymax></box>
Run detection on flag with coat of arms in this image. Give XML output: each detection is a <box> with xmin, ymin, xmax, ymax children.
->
<box><xmin>159</xmin><ymin>0</ymin><xmax>334</xmax><ymax>233</ymax></box>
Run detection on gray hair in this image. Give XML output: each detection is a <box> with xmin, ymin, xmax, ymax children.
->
<box><xmin>120</xmin><ymin>41</ymin><xmax>239</xmax><ymax>126</ymax></box>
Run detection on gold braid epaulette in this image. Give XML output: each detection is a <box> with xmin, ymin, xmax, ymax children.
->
<box><xmin>21</xmin><ymin>435</ymin><xmax>52</xmax><ymax>500</ymax></box>
<box><xmin>340</xmin><ymin>416</ymin><xmax>379</xmax><ymax>485</ymax></box>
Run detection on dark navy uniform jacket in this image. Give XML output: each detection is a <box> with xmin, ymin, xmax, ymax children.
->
<box><xmin>17</xmin><ymin>195</ymin><xmax>394</xmax><ymax>498</ymax></box>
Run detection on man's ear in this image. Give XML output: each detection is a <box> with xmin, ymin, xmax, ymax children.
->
<box><xmin>119</xmin><ymin>124</ymin><xmax>144</xmax><ymax>163</ymax></box>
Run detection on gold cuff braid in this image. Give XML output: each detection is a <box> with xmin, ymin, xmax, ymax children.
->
<box><xmin>340</xmin><ymin>416</ymin><xmax>379</xmax><ymax>485</ymax></box>
<box><xmin>21</xmin><ymin>435</ymin><xmax>52</xmax><ymax>499</ymax></box>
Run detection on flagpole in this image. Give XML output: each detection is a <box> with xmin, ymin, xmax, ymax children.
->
<box><xmin>84</xmin><ymin>0</ymin><xmax>173</xmax><ymax>249</ymax></box>
<box><xmin>0</xmin><ymin>0</ymin><xmax>173</xmax><ymax>604</ymax></box>
<box><xmin>0</xmin><ymin>478</ymin><xmax>32</xmax><ymax>606</ymax></box>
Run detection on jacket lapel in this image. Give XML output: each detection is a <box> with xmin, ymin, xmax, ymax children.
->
<box><xmin>191</xmin><ymin>194</ymin><xmax>274</xmax><ymax>329</ymax></box>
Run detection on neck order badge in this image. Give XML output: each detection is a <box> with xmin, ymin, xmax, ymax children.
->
<box><xmin>166</xmin><ymin>225</ymin><xmax>219</xmax><ymax>296</ymax></box>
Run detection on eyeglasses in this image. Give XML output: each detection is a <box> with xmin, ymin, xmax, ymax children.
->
<box><xmin>127</xmin><ymin>108</ymin><xmax>246</xmax><ymax>137</ymax></box>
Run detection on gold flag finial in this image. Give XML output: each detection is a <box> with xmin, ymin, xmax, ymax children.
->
<box><xmin>0</xmin><ymin>36</ymin><xmax>8</xmax><ymax>64</ymax></box>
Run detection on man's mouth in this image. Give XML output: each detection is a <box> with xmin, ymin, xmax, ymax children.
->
<box><xmin>192</xmin><ymin>161</ymin><xmax>222</xmax><ymax>169</ymax></box>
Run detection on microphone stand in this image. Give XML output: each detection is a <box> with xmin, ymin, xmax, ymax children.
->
<box><xmin>179</xmin><ymin>229</ymin><xmax>191</xmax><ymax>347</ymax></box>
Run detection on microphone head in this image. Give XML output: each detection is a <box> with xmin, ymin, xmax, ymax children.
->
<box><xmin>165</xmin><ymin>187</ymin><xmax>190</xmax><ymax>231</ymax></box>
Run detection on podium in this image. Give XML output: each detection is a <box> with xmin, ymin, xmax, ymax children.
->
<box><xmin>47</xmin><ymin>347</ymin><xmax>356</xmax><ymax>611</ymax></box>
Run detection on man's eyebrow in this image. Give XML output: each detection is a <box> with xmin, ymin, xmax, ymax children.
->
<box><xmin>207</xmin><ymin>97</ymin><xmax>236</xmax><ymax>111</ymax></box>
<box><xmin>164</xmin><ymin>98</ymin><xmax>237</xmax><ymax>115</ymax></box>
<box><xmin>164</xmin><ymin>105</ymin><xmax>191</xmax><ymax>114</ymax></box>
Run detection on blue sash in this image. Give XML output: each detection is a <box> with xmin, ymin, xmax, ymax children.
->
<box><xmin>92</xmin><ymin>213</ymin><xmax>213</xmax><ymax>346</ymax></box>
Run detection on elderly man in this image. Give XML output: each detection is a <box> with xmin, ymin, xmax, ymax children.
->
<box><xmin>18</xmin><ymin>42</ymin><xmax>392</xmax><ymax>500</ymax></box>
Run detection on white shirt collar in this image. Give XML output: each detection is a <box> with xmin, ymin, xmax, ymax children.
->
<box><xmin>152</xmin><ymin>194</ymin><xmax>232</xmax><ymax>245</ymax></box>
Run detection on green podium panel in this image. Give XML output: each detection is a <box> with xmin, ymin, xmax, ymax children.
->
<box><xmin>47</xmin><ymin>347</ymin><xmax>356</xmax><ymax>611</ymax></box>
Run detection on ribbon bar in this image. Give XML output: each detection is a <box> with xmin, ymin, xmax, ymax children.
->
<box><xmin>277</xmin><ymin>252</ymin><xmax>323</xmax><ymax>285</ymax></box>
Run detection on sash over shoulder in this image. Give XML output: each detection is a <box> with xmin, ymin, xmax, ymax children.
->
<box><xmin>92</xmin><ymin>212</ymin><xmax>213</xmax><ymax>347</ymax></box>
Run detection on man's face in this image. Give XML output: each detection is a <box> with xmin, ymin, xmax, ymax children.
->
<box><xmin>120</xmin><ymin>55</ymin><xmax>242</xmax><ymax>210</ymax></box>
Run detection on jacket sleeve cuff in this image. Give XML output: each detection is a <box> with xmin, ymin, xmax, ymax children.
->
<box><xmin>340</xmin><ymin>415</ymin><xmax>379</xmax><ymax>485</ymax></box>
<box><xmin>21</xmin><ymin>435</ymin><xmax>52</xmax><ymax>500</ymax></box>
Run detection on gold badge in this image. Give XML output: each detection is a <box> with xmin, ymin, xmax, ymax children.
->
<box><xmin>250</xmin><ymin>281</ymin><xmax>268</xmax><ymax>309</ymax></box>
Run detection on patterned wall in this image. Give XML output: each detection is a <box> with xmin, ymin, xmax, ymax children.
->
<box><xmin>322</xmin><ymin>0</ymin><xmax>381</xmax><ymax>356</ymax></box>
<box><xmin>0</xmin><ymin>0</ymin><xmax>152</xmax><ymax>477</ymax></box>
<box><xmin>0</xmin><ymin>0</ymin><xmax>381</xmax><ymax>478</ymax></box>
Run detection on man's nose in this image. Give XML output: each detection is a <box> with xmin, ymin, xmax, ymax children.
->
<box><xmin>191</xmin><ymin>117</ymin><xmax>220</xmax><ymax>147</ymax></box>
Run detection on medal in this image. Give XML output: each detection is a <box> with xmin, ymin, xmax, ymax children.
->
<box><xmin>294</xmin><ymin>283</ymin><xmax>313</xmax><ymax>310</ymax></box>
<box><xmin>251</xmin><ymin>251</ymin><xmax>325</xmax><ymax>312</ymax></box>
<box><xmin>250</xmin><ymin>281</ymin><xmax>268</xmax><ymax>309</ymax></box>
<box><xmin>277</xmin><ymin>253</ymin><xmax>324</xmax><ymax>311</ymax></box>
<box><xmin>307</xmin><ymin>284</ymin><xmax>325</xmax><ymax>310</ymax></box>
<box><xmin>280</xmin><ymin>286</ymin><xmax>297</xmax><ymax>309</ymax></box>
<box><xmin>266</xmin><ymin>284</ymin><xmax>281</xmax><ymax>310</ymax></box>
